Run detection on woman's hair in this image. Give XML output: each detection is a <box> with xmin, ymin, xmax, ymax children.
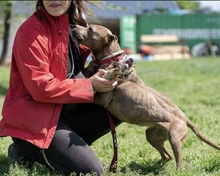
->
<box><xmin>36</xmin><ymin>0</ymin><xmax>94</xmax><ymax>26</ymax></box>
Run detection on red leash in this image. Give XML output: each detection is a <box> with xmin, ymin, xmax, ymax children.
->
<box><xmin>106</xmin><ymin>110</ymin><xmax>118</xmax><ymax>173</ymax></box>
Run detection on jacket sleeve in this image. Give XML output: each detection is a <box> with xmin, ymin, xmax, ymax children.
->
<box><xmin>13</xmin><ymin>24</ymin><xmax>94</xmax><ymax>104</ymax></box>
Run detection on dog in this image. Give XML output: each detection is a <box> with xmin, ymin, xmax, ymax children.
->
<box><xmin>72</xmin><ymin>24</ymin><xmax>220</xmax><ymax>169</ymax></box>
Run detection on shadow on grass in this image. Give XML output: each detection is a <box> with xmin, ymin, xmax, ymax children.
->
<box><xmin>0</xmin><ymin>84</ymin><xmax>8</xmax><ymax>96</ymax></box>
<box><xmin>0</xmin><ymin>154</ymin><xmax>10</xmax><ymax>175</ymax></box>
<box><xmin>120</xmin><ymin>161</ymin><xmax>165</xmax><ymax>175</ymax></box>
<box><xmin>0</xmin><ymin>154</ymin><xmax>58</xmax><ymax>176</ymax></box>
<box><xmin>204</xmin><ymin>159</ymin><xmax>220</xmax><ymax>173</ymax></box>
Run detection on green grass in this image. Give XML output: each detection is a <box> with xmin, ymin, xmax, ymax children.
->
<box><xmin>1</xmin><ymin>57</ymin><xmax>220</xmax><ymax>175</ymax></box>
<box><xmin>0</xmin><ymin>66</ymin><xmax>10</xmax><ymax>96</ymax></box>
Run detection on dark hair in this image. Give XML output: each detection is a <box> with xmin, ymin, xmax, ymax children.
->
<box><xmin>36</xmin><ymin>0</ymin><xmax>94</xmax><ymax>26</ymax></box>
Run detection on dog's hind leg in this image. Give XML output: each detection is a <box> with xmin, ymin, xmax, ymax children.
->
<box><xmin>168</xmin><ymin>119</ymin><xmax>188</xmax><ymax>169</ymax></box>
<box><xmin>146</xmin><ymin>127</ymin><xmax>172</xmax><ymax>165</ymax></box>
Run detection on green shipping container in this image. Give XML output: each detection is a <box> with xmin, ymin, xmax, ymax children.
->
<box><xmin>120</xmin><ymin>15</ymin><xmax>137</xmax><ymax>53</ymax></box>
<box><xmin>136</xmin><ymin>14</ymin><xmax>220</xmax><ymax>49</ymax></box>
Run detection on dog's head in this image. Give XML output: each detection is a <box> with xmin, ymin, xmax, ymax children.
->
<box><xmin>72</xmin><ymin>24</ymin><xmax>121</xmax><ymax>60</ymax></box>
<box><xmin>72</xmin><ymin>24</ymin><xmax>117</xmax><ymax>49</ymax></box>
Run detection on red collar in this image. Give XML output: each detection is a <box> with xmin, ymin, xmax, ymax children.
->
<box><xmin>95</xmin><ymin>53</ymin><xmax>124</xmax><ymax>66</ymax></box>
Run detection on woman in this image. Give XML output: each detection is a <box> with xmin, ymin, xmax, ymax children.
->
<box><xmin>0</xmin><ymin>0</ymin><xmax>121</xmax><ymax>175</ymax></box>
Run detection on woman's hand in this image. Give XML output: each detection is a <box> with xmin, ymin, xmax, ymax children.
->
<box><xmin>89</xmin><ymin>69</ymin><xmax>118</xmax><ymax>92</ymax></box>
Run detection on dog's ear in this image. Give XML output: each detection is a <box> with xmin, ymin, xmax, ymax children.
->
<box><xmin>104</xmin><ymin>34</ymin><xmax>118</xmax><ymax>44</ymax></box>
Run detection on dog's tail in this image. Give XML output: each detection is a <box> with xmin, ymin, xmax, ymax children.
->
<box><xmin>187</xmin><ymin>119</ymin><xmax>220</xmax><ymax>150</ymax></box>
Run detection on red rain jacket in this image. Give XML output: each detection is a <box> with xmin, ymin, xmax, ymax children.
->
<box><xmin>0</xmin><ymin>8</ymin><xmax>93</xmax><ymax>149</ymax></box>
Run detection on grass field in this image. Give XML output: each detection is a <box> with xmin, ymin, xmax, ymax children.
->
<box><xmin>0</xmin><ymin>57</ymin><xmax>220</xmax><ymax>175</ymax></box>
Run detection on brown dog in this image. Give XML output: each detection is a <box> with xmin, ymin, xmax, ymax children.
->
<box><xmin>72</xmin><ymin>24</ymin><xmax>220</xmax><ymax>169</ymax></box>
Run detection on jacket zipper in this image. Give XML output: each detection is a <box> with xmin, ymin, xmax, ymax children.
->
<box><xmin>55</xmin><ymin>17</ymin><xmax>62</xmax><ymax>35</ymax></box>
<box><xmin>55</xmin><ymin>17</ymin><xmax>68</xmax><ymax>78</ymax></box>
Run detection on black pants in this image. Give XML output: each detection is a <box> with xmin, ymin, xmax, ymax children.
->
<box><xmin>12</xmin><ymin>104</ymin><xmax>121</xmax><ymax>175</ymax></box>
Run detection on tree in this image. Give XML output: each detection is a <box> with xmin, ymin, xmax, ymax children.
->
<box><xmin>0</xmin><ymin>2</ymin><xmax>34</xmax><ymax>65</ymax></box>
<box><xmin>176</xmin><ymin>0</ymin><xmax>200</xmax><ymax>10</ymax></box>
<box><xmin>0</xmin><ymin>1</ymin><xmax>12</xmax><ymax>65</ymax></box>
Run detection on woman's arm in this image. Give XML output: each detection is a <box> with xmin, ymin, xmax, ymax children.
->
<box><xmin>13</xmin><ymin>25</ymin><xmax>94</xmax><ymax>104</ymax></box>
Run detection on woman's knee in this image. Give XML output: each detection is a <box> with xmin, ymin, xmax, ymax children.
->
<box><xmin>46</xmin><ymin>122</ymin><xmax>104</xmax><ymax>175</ymax></box>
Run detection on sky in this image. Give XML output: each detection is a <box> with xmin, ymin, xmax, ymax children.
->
<box><xmin>199</xmin><ymin>1</ymin><xmax>220</xmax><ymax>11</ymax></box>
